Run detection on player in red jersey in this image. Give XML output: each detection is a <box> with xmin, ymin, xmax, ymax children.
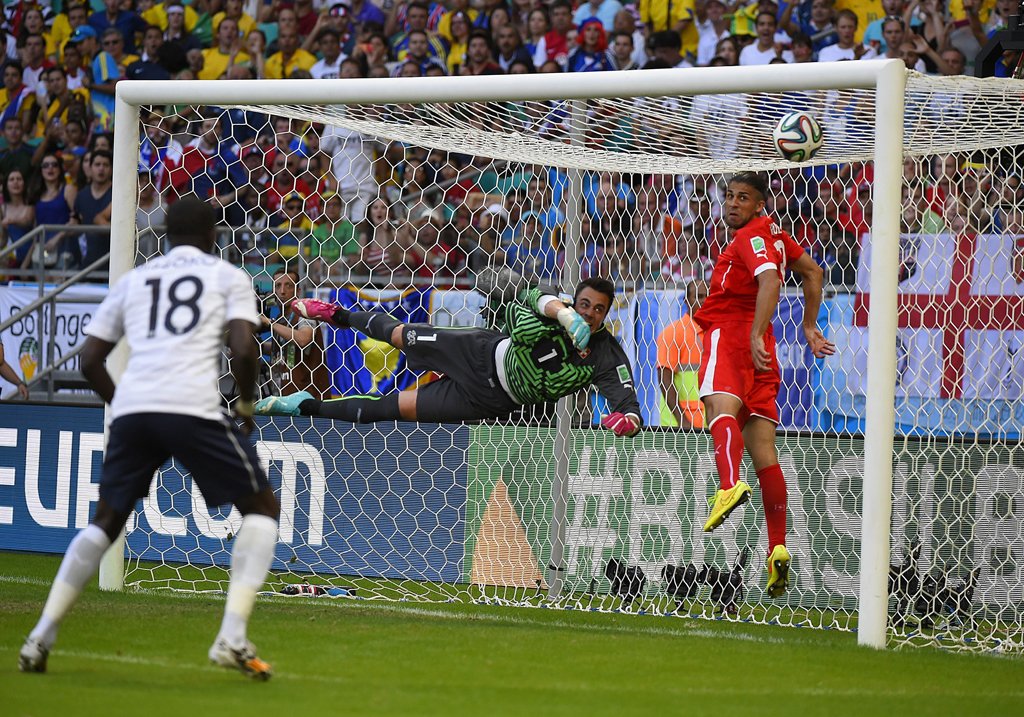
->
<box><xmin>693</xmin><ymin>172</ymin><xmax>836</xmax><ymax>598</ymax></box>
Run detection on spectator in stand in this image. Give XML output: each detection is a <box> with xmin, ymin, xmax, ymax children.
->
<box><xmin>505</xmin><ymin>211</ymin><xmax>560</xmax><ymax>282</ymax></box>
<box><xmin>533</xmin><ymin>0</ymin><xmax>573</xmax><ymax>69</ymax></box>
<box><xmin>0</xmin><ymin>116</ymin><xmax>34</xmax><ymax>179</ymax></box>
<box><xmin>20</xmin><ymin>33</ymin><xmax>53</xmax><ymax>105</ymax></box>
<box><xmin>817</xmin><ymin>9</ymin><xmax>875</xmax><ymax>61</ymax></box>
<box><xmin>1</xmin><ymin>168</ymin><xmax>34</xmax><ymax>270</ymax></box>
<box><xmin>245</xmin><ymin>28</ymin><xmax>268</xmax><ymax>78</ymax></box>
<box><xmin>568</xmin><ymin>18</ymin><xmax>613</xmax><ymax>71</ymax></box>
<box><xmin>88</xmin><ymin>0</ymin><xmax>147</xmax><ymax>54</ymax></box>
<box><xmin>788</xmin><ymin>31</ymin><xmax>815</xmax><ymax>62</ymax></box>
<box><xmin>876</xmin><ymin>16</ymin><xmax>924</xmax><ymax>69</ymax></box>
<box><xmin>200</xmin><ymin>16</ymin><xmax>249</xmax><ymax>80</ymax></box>
<box><xmin>265</xmin><ymin>29</ymin><xmax>316</xmax><ymax>78</ymax></box>
<box><xmin>264</xmin><ymin>150</ymin><xmax>313</xmax><ymax>220</ymax></box>
<box><xmin>126</xmin><ymin>24</ymin><xmax>172</xmax><ymax>81</ymax></box>
<box><xmin>495</xmin><ymin>24</ymin><xmax>532</xmax><ymax>72</ymax></box>
<box><xmin>1</xmin><ymin>61</ymin><xmax>36</xmax><ymax>138</ymax></box>
<box><xmin>640</xmin><ymin>0</ymin><xmax>696</xmax><ymax>61</ymax></box>
<box><xmin>269</xmin><ymin>190</ymin><xmax>312</xmax><ymax>264</ymax></box>
<box><xmin>649</xmin><ymin>29</ymin><xmax>694</xmax><ymax>68</ymax></box>
<box><xmin>714</xmin><ymin>35</ymin><xmax>740</xmax><ymax>65</ymax></box>
<box><xmin>136</xmin><ymin>168</ymin><xmax>167</xmax><ymax>259</ymax></box>
<box><xmin>21</xmin><ymin>7</ymin><xmax>55</xmax><ymax>60</ymax></box>
<box><xmin>310</xmin><ymin>190</ymin><xmax>359</xmax><ymax>281</ymax></box>
<box><xmin>213</xmin><ymin>0</ymin><xmax>257</xmax><ymax>43</ymax></box>
<box><xmin>607</xmin><ymin>30</ymin><xmax>638</xmax><ymax>69</ymax></box>
<box><xmin>739</xmin><ymin>12</ymin><xmax>794</xmax><ymax>64</ymax></box>
<box><xmin>42</xmin><ymin>66</ymin><xmax>92</xmax><ymax>129</ymax></box>
<box><xmin>459</xmin><ymin>29</ymin><xmax>502</xmax><ymax>75</ymax></box>
<box><xmin>61</xmin><ymin>40</ymin><xmax>91</xmax><ymax>91</ymax></box>
<box><xmin>360</xmin><ymin>196</ymin><xmax>397</xmax><ymax>276</ymax></box>
<box><xmin>290</xmin><ymin>0</ymin><xmax>321</xmax><ymax>38</ymax></box>
<box><xmin>863</xmin><ymin>0</ymin><xmax>914</xmax><ymax>52</ymax></box>
<box><xmin>261</xmin><ymin>266</ymin><xmax>332</xmax><ymax>400</ymax></box>
<box><xmin>33</xmin><ymin>152</ymin><xmax>77</xmax><ymax>265</ymax></box>
<box><xmin>91</xmin><ymin>28</ymin><xmax>138</xmax><ymax>131</ymax></box>
<box><xmin>163</xmin><ymin>3</ymin><xmax>202</xmax><ymax>54</ymax></box>
<box><xmin>437</xmin><ymin>0</ymin><xmax>477</xmax><ymax>43</ymax></box>
<box><xmin>573</xmin><ymin>0</ymin><xmax>624</xmax><ymax>32</ymax></box>
<box><xmin>166</xmin><ymin>111</ymin><xmax>247</xmax><ymax>225</ymax></box>
<box><xmin>72</xmin><ymin>149</ymin><xmax>113</xmax><ymax>272</ymax></box>
<box><xmin>611</xmin><ymin>10</ymin><xmax>648</xmax><ymax>68</ymax></box>
<box><xmin>524</xmin><ymin>7</ymin><xmax>549</xmax><ymax>59</ymax></box>
<box><xmin>657</xmin><ymin>278</ymin><xmax>708</xmax><ymax>428</ymax></box>
<box><xmin>398</xmin><ymin>29</ymin><xmax>447</xmax><ymax>72</ymax></box>
<box><xmin>53</xmin><ymin>3</ymin><xmax>88</xmax><ymax>58</ymax></box>
<box><xmin>310</xmin><ymin>27</ymin><xmax>344</xmax><ymax>78</ymax></box>
<box><xmin>780</xmin><ymin>0</ymin><xmax>837</xmax><ymax>53</ymax></box>
<box><xmin>445</xmin><ymin>11</ymin><xmax>471</xmax><ymax>72</ymax></box>
<box><xmin>321</xmin><ymin>109</ymin><xmax>377</xmax><ymax>223</ymax></box>
<box><xmin>694</xmin><ymin>0</ymin><xmax>731</xmax><ymax>66</ymax></box>
<box><xmin>390</xmin><ymin>2</ymin><xmax>449</xmax><ymax>63</ymax></box>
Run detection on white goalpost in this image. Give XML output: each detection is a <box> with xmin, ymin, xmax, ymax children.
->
<box><xmin>103</xmin><ymin>62</ymin><xmax>1024</xmax><ymax>653</ymax></box>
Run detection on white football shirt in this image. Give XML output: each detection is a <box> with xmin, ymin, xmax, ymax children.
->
<box><xmin>85</xmin><ymin>244</ymin><xmax>260</xmax><ymax>420</ymax></box>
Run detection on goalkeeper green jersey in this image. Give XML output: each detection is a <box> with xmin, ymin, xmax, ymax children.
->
<box><xmin>498</xmin><ymin>287</ymin><xmax>641</xmax><ymax>417</ymax></box>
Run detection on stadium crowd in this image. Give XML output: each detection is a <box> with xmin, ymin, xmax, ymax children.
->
<box><xmin>0</xmin><ymin>0</ymin><xmax>1022</xmax><ymax>290</ymax></box>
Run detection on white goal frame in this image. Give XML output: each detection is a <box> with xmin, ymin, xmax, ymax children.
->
<box><xmin>104</xmin><ymin>62</ymin><xmax>907</xmax><ymax>650</ymax></box>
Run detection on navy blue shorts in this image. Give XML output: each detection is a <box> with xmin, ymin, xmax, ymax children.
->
<box><xmin>100</xmin><ymin>413</ymin><xmax>270</xmax><ymax>514</ymax></box>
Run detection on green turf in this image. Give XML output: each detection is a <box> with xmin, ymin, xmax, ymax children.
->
<box><xmin>2</xmin><ymin>552</ymin><xmax>1023</xmax><ymax>717</ymax></box>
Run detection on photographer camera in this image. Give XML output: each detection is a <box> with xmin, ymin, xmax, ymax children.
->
<box><xmin>260</xmin><ymin>267</ymin><xmax>331</xmax><ymax>400</ymax></box>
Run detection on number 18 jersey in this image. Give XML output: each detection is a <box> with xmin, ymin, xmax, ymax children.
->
<box><xmin>85</xmin><ymin>245</ymin><xmax>259</xmax><ymax>420</ymax></box>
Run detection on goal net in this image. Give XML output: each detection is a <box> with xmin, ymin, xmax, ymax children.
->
<box><xmin>112</xmin><ymin>66</ymin><xmax>1024</xmax><ymax>654</ymax></box>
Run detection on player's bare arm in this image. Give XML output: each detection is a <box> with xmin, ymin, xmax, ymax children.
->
<box><xmin>750</xmin><ymin>269</ymin><xmax>781</xmax><ymax>371</ymax></box>
<box><xmin>80</xmin><ymin>336</ymin><xmax>118</xmax><ymax>404</ymax></box>
<box><xmin>790</xmin><ymin>252</ymin><xmax>837</xmax><ymax>359</ymax></box>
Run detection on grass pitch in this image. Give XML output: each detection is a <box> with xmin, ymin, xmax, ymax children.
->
<box><xmin>2</xmin><ymin>552</ymin><xmax>1023</xmax><ymax>717</ymax></box>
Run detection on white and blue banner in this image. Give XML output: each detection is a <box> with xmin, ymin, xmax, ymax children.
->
<box><xmin>819</xmin><ymin>233</ymin><xmax>1024</xmax><ymax>438</ymax></box>
<box><xmin>0</xmin><ymin>405</ymin><xmax>468</xmax><ymax>580</ymax></box>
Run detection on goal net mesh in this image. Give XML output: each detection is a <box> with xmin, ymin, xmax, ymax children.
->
<box><xmin>123</xmin><ymin>70</ymin><xmax>1024</xmax><ymax>654</ymax></box>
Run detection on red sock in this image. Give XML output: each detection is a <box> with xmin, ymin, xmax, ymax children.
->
<box><xmin>758</xmin><ymin>463</ymin><xmax>787</xmax><ymax>551</ymax></box>
<box><xmin>709</xmin><ymin>415</ymin><xmax>744</xmax><ymax>490</ymax></box>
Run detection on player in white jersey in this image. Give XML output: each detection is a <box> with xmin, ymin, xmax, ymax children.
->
<box><xmin>19</xmin><ymin>197</ymin><xmax>281</xmax><ymax>681</ymax></box>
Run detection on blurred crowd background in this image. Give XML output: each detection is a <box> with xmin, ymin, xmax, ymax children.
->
<box><xmin>0</xmin><ymin>0</ymin><xmax>1022</xmax><ymax>292</ymax></box>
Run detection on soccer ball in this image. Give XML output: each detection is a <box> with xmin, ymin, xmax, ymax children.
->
<box><xmin>772</xmin><ymin>111</ymin><xmax>824</xmax><ymax>162</ymax></box>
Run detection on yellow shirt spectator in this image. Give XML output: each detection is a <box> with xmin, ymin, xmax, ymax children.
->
<box><xmin>639</xmin><ymin>0</ymin><xmax>698</xmax><ymax>60</ymax></box>
<box><xmin>437</xmin><ymin>8</ymin><xmax>478</xmax><ymax>42</ymax></box>
<box><xmin>142</xmin><ymin>3</ymin><xmax>200</xmax><ymax>32</ymax></box>
<box><xmin>264</xmin><ymin>49</ymin><xmax>317</xmax><ymax>79</ymax></box>
<box><xmin>833</xmin><ymin>0</ymin><xmax>883</xmax><ymax>41</ymax></box>
<box><xmin>199</xmin><ymin>48</ymin><xmax>251</xmax><ymax>80</ymax></box>
<box><xmin>211</xmin><ymin>11</ymin><xmax>257</xmax><ymax>40</ymax></box>
<box><xmin>948</xmin><ymin>0</ymin><xmax>996</xmax><ymax>23</ymax></box>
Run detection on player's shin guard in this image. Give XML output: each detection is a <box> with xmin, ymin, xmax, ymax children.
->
<box><xmin>758</xmin><ymin>463</ymin><xmax>788</xmax><ymax>551</ymax></box>
<box><xmin>312</xmin><ymin>393</ymin><xmax>401</xmax><ymax>423</ymax></box>
<box><xmin>708</xmin><ymin>414</ymin><xmax>744</xmax><ymax>490</ymax></box>
<box><xmin>218</xmin><ymin>514</ymin><xmax>278</xmax><ymax>648</ymax></box>
<box><xmin>29</xmin><ymin>524</ymin><xmax>112</xmax><ymax>648</ymax></box>
<box><xmin>346</xmin><ymin>311</ymin><xmax>402</xmax><ymax>343</ymax></box>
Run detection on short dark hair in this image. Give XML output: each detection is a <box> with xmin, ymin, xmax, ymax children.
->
<box><xmin>167</xmin><ymin>195</ymin><xmax>216</xmax><ymax>249</ymax></box>
<box><xmin>729</xmin><ymin>171</ymin><xmax>769</xmax><ymax>200</ymax></box>
<box><xmin>91</xmin><ymin>149</ymin><xmax>113</xmax><ymax>164</ymax></box>
<box><xmin>574</xmin><ymin>276</ymin><xmax>615</xmax><ymax>307</ymax></box>
<box><xmin>650</xmin><ymin>29</ymin><xmax>682</xmax><ymax>51</ymax></box>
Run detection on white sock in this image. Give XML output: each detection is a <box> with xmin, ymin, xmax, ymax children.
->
<box><xmin>29</xmin><ymin>524</ymin><xmax>112</xmax><ymax>648</ymax></box>
<box><xmin>217</xmin><ymin>514</ymin><xmax>278</xmax><ymax>648</ymax></box>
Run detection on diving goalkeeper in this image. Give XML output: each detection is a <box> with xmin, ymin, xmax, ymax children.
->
<box><xmin>255</xmin><ymin>275</ymin><xmax>643</xmax><ymax>437</ymax></box>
